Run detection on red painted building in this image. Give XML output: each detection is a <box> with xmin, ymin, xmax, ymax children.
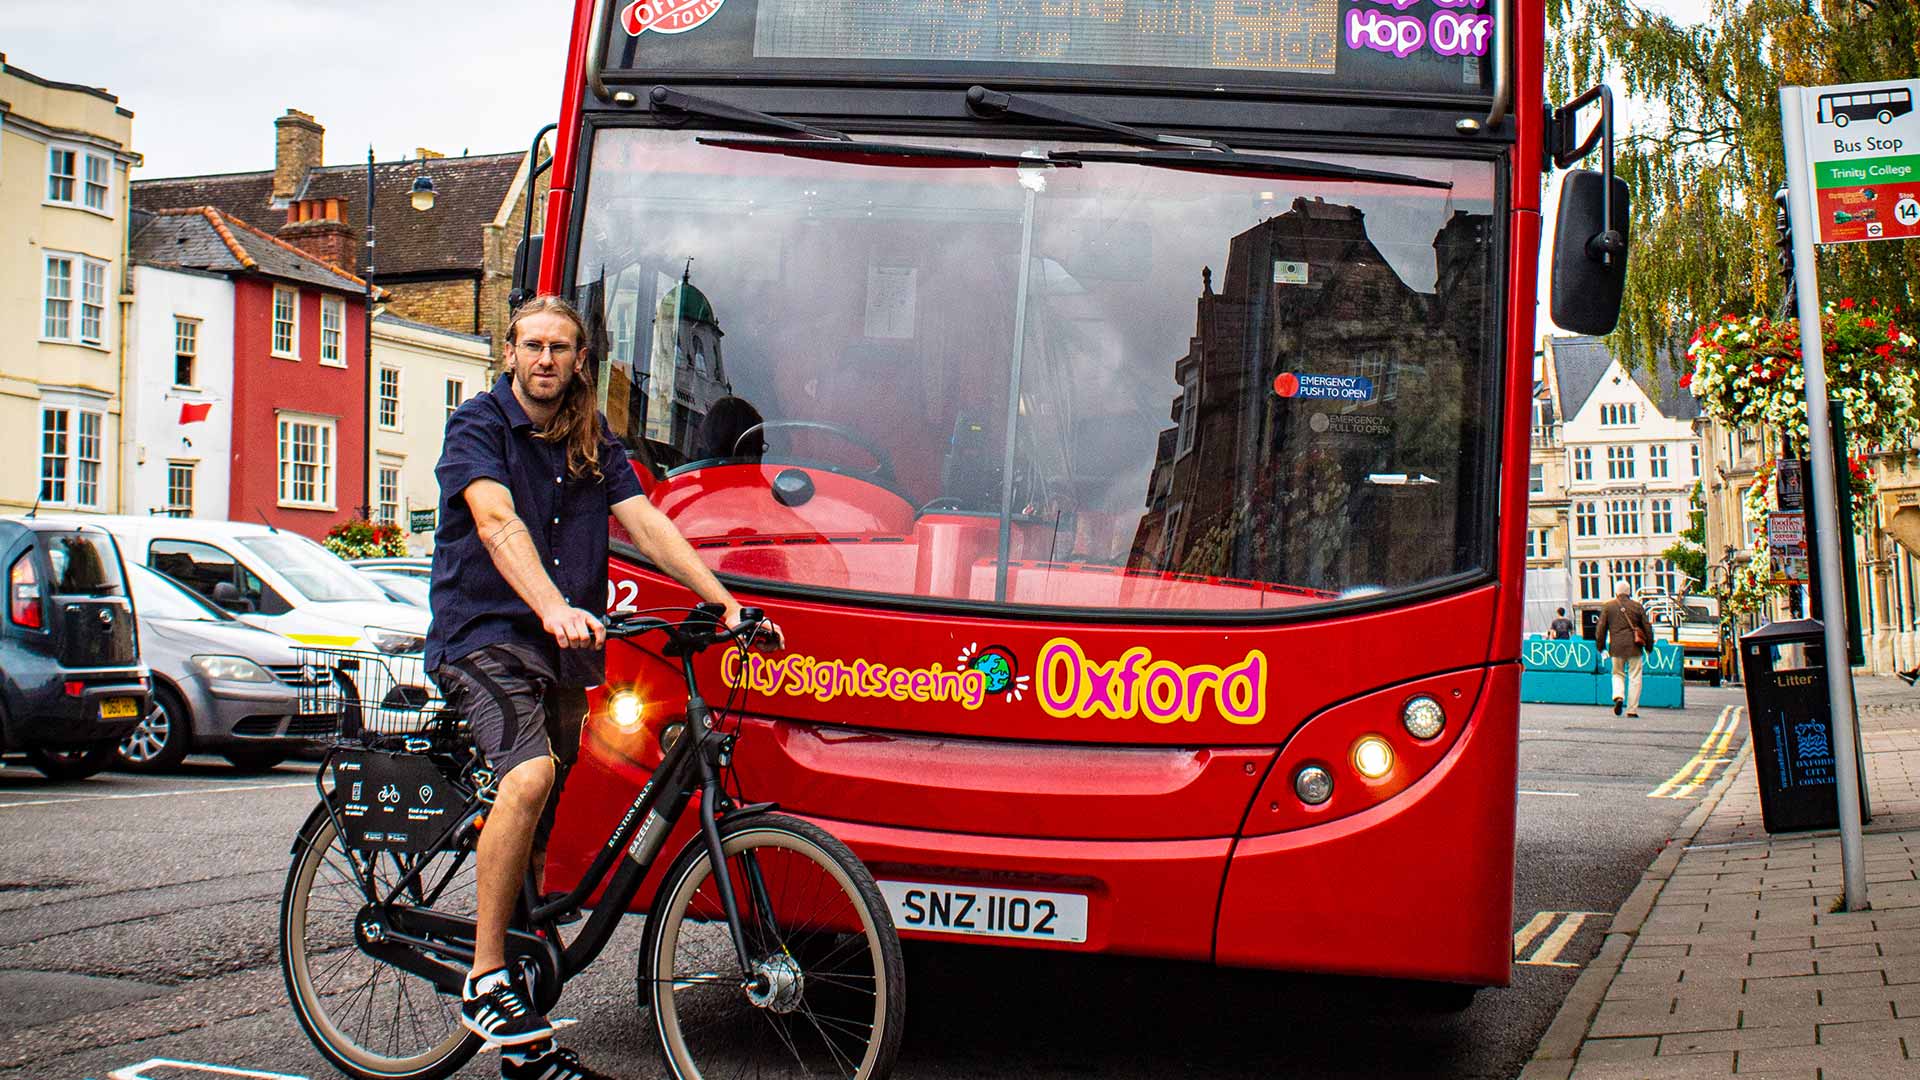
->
<box><xmin>131</xmin><ymin>207</ymin><xmax>374</xmax><ymax>539</ymax></box>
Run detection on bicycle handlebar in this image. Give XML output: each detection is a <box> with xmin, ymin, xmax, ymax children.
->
<box><xmin>604</xmin><ymin>603</ymin><xmax>773</xmax><ymax>654</ymax></box>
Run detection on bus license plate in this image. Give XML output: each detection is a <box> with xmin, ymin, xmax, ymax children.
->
<box><xmin>879</xmin><ymin>881</ymin><xmax>1088</xmax><ymax>944</ymax></box>
<box><xmin>100</xmin><ymin>697</ymin><xmax>139</xmax><ymax>720</ymax></box>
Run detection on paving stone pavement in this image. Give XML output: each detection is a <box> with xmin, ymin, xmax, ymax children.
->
<box><xmin>1525</xmin><ymin>675</ymin><xmax>1920</xmax><ymax>1079</ymax></box>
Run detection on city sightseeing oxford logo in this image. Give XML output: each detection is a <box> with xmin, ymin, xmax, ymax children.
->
<box><xmin>623</xmin><ymin>0</ymin><xmax>725</xmax><ymax>35</ymax></box>
<box><xmin>956</xmin><ymin>643</ymin><xmax>1030</xmax><ymax>704</ymax></box>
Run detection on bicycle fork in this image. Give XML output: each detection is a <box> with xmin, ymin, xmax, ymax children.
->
<box><xmin>696</xmin><ymin>752</ymin><xmax>765</xmax><ymax>987</ymax></box>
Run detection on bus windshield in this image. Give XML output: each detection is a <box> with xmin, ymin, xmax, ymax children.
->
<box><xmin>577</xmin><ymin>128</ymin><xmax>1499</xmax><ymax>615</ymax></box>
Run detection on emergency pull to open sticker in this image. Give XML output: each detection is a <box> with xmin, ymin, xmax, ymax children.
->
<box><xmin>1274</xmin><ymin>373</ymin><xmax>1374</xmax><ymax>401</ymax></box>
<box><xmin>623</xmin><ymin>0</ymin><xmax>725</xmax><ymax>35</ymax></box>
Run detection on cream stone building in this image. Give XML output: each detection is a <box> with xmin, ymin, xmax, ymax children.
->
<box><xmin>1524</xmin><ymin>336</ymin><xmax>1705</xmax><ymax>639</ymax></box>
<box><xmin>369</xmin><ymin>314</ymin><xmax>492</xmax><ymax>553</ymax></box>
<box><xmin>0</xmin><ymin>55</ymin><xmax>140</xmax><ymax>514</ymax></box>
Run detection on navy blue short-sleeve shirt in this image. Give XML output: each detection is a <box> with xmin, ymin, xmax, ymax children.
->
<box><xmin>426</xmin><ymin>374</ymin><xmax>645</xmax><ymax>686</ymax></box>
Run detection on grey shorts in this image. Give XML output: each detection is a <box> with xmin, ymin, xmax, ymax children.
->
<box><xmin>432</xmin><ymin>643</ymin><xmax>587</xmax><ymax>781</ymax></box>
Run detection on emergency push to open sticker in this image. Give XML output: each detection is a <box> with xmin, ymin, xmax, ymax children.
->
<box><xmin>1273</xmin><ymin>373</ymin><xmax>1374</xmax><ymax>401</ymax></box>
<box><xmin>623</xmin><ymin>0</ymin><xmax>725</xmax><ymax>35</ymax></box>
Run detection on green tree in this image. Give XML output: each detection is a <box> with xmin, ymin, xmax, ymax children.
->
<box><xmin>1547</xmin><ymin>1</ymin><xmax>1920</xmax><ymax>371</ymax></box>
<box><xmin>1663</xmin><ymin>480</ymin><xmax>1708</xmax><ymax>590</ymax></box>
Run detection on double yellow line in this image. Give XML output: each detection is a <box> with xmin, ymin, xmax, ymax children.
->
<box><xmin>1648</xmin><ymin>705</ymin><xmax>1744</xmax><ymax>799</ymax></box>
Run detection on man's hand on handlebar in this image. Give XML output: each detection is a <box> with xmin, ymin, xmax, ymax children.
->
<box><xmin>723</xmin><ymin>602</ymin><xmax>784</xmax><ymax>651</ymax></box>
<box><xmin>543</xmin><ymin>603</ymin><xmax>606</xmax><ymax>650</ymax></box>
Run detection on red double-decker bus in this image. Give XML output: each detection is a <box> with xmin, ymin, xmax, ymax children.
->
<box><xmin>535</xmin><ymin>0</ymin><xmax>1622</xmax><ymax>992</ymax></box>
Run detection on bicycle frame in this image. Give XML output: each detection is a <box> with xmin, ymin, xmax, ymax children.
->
<box><xmin>314</xmin><ymin>625</ymin><xmax>776</xmax><ymax>1006</ymax></box>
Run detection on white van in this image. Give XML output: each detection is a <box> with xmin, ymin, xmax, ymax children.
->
<box><xmin>79</xmin><ymin>516</ymin><xmax>427</xmax><ymax>655</ymax></box>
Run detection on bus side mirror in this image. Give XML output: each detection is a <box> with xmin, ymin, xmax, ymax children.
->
<box><xmin>1551</xmin><ymin>171</ymin><xmax>1632</xmax><ymax>335</ymax></box>
<box><xmin>510</xmin><ymin>234</ymin><xmax>543</xmax><ymax>310</ymax></box>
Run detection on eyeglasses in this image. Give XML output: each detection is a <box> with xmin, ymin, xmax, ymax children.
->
<box><xmin>515</xmin><ymin>340</ymin><xmax>577</xmax><ymax>359</ymax></box>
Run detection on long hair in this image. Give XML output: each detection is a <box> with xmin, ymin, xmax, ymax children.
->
<box><xmin>507</xmin><ymin>295</ymin><xmax>602</xmax><ymax>481</ymax></box>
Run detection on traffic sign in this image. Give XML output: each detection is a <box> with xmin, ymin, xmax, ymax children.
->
<box><xmin>1794</xmin><ymin>78</ymin><xmax>1920</xmax><ymax>245</ymax></box>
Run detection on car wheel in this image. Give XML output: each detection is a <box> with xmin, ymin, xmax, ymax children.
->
<box><xmin>118</xmin><ymin>684</ymin><xmax>192</xmax><ymax>772</ymax></box>
<box><xmin>26</xmin><ymin>742</ymin><xmax>119</xmax><ymax>781</ymax></box>
<box><xmin>223</xmin><ymin>749</ymin><xmax>288</xmax><ymax>773</ymax></box>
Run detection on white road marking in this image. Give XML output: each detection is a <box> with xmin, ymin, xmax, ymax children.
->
<box><xmin>1515</xmin><ymin>911</ymin><xmax>1608</xmax><ymax>967</ymax></box>
<box><xmin>110</xmin><ymin>1058</ymin><xmax>310</xmax><ymax>1080</ymax></box>
<box><xmin>0</xmin><ymin>781</ymin><xmax>308</xmax><ymax>810</ymax></box>
<box><xmin>1519</xmin><ymin>789</ymin><xmax>1580</xmax><ymax>797</ymax></box>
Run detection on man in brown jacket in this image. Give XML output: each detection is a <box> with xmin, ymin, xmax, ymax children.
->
<box><xmin>1596</xmin><ymin>582</ymin><xmax>1655</xmax><ymax>717</ymax></box>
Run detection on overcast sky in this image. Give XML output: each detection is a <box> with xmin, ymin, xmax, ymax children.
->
<box><xmin>1</xmin><ymin>1</ymin><xmax>573</xmax><ymax>178</ymax></box>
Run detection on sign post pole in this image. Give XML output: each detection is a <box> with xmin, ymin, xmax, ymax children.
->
<box><xmin>1780</xmin><ymin>84</ymin><xmax>1869</xmax><ymax>912</ymax></box>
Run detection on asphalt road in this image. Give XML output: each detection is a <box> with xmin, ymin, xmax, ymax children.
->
<box><xmin>0</xmin><ymin>686</ymin><xmax>1747</xmax><ymax>1080</ymax></box>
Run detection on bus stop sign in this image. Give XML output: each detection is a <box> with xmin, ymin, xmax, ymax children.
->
<box><xmin>1795</xmin><ymin>79</ymin><xmax>1920</xmax><ymax>244</ymax></box>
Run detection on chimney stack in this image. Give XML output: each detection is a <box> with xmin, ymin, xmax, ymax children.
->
<box><xmin>273</xmin><ymin>109</ymin><xmax>324</xmax><ymax>202</ymax></box>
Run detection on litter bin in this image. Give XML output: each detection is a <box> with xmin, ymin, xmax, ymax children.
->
<box><xmin>1740</xmin><ymin>619</ymin><xmax>1867</xmax><ymax>833</ymax></box>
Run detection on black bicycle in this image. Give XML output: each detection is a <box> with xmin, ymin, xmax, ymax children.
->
<box><xmin>279</xmin><ymin>605</ymin><xmax>905</xmax><ymax>1080</ymax></box>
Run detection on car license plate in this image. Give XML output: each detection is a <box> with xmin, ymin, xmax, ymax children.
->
<box><xmin>879</xmin><ymin>881</ymin><xmax>1088</xmax><ymax>944</ymax></box>
<box><xmin>100</xmin><ymin>697</ymin><xmax>139</xmax><ymax>720</ymax></box>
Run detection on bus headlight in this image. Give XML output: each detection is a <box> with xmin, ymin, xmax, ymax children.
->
<box><xmin>1402</xmin><ymin>695</ymin><xmax>1446</xmax><ymax>740</ymax></box>
<box><xmin>1293</xmin><ymin>765</ymin><xmax>1334</xmax><ymax>805</ymax></box>
<box><xmin>608</xmin><ymin>690</ymin><xmax>643</xmax><ymax>732</ymax></box>
<box><xmin>1352</xmin><ymin>736</ymin><xmax>1395</xmax><ymax>779</ymax></box>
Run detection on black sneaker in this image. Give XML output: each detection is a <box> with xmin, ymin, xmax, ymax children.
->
<box><xmin>1613</xmin><ymin>698</ymin><xmax>1624</xmax><ymax>716</ymax></box>
<box><xmin>1900</xmin><ymin>668</ymin><xmax>1919</xmax><ymax>687</ymax></box>
<box><xmin>502</xmin><ymin>1044</ymin><xmax>611</xmax><ymax>1080</ymax></box>
<box><xmin>461</xmin><ymin>969</ymin><xmax>554</xmax><ymax>1046</ymax></box>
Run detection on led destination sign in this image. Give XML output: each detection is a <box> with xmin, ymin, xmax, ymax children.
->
<box><xmin>754</xmin><ymin>0</ymin><xmax>1341</xmax><ymax>73</ymax></box>
<box><xmin>613</xmin><ymin>0</ymin><xmax>1495</xmax><ymax>96</ymax></box>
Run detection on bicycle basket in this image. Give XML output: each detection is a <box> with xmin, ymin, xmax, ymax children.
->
<box><xmin>294</xmin><ymin>648</ymin><xmax>458</xmax><ymax>743</ymax></box>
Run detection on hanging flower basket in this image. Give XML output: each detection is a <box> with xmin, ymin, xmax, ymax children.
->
<box><xmin>323</xmin><ymin>519</ymin><xmax>410</xmax><ymax>560</ymax></box>
<box><xmin>1685</xmin><ymin>301</ymin><xmax>1920</xmax><ymax>458</ymax></box>
<box><xmin>1686</xmin><ymin>301</ymin><xmax>1912</xmax><ymax>616</ymax></box>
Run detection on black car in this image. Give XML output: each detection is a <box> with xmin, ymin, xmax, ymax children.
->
<box><xmin>0</xmin><ymin>518</ymin><xmax>146</xmax><ymax>779</ymax></box>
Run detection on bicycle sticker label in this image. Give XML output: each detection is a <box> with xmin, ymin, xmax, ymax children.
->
<box><xmin>332</xmin><ymin>751</ymin><xmax>462</xmax><ymax>855</ymax></box>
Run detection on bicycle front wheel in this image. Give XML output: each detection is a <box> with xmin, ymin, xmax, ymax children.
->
<box><xmin>640</xmin><ymin>812</ymin><xmax>905</xmax><ymax>1080</ymax></box>
<box><xmin>280</xmin><ymin>808</ymin><xmax>482</xmax><ymax>1080</ymax></box>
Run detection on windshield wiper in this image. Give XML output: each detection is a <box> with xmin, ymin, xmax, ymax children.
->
<box><xmin>650</xmin><ymin>86</ymin><xmax>851</xmax><ymax>142</ymax></box>
<box><xmin>966</xmin><ymin>85</ymin><xmax>1229</xmax><ymax>151</ymax></box>
<box><xmin>696</xmin><ymin>136</ymin><xmax>1074</xmax><ymax>169</ymax></box>
<box><xmin>1045</xmin><ymin>148</ymin><xmax>1453</xmax><ymax>189</ymax></box>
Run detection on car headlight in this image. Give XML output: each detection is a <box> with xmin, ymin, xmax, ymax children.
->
<box><xmin>192</xmin><ymin>655</ymin><xmax>274</xmax><ymax>683</ymax></box>
<box><xmin>365</xmin><ymin>626</ymin><xmax>425</xmax><ymax>654</ymax></box>
<box><xmin>1352</xmin><ymin>735</ymin><xmax>1396</xmax><ymax>780</ymax></box>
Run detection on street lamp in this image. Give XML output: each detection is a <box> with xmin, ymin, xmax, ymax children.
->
<box><xmin>362</xmin><ymin>147</ymin><xmax>437</xmax><ymax>524</ymax></box>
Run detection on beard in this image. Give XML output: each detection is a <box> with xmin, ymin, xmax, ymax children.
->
<box><xmin>515</xmin><ymin>366</ymin><xmax>569</xmax><ymax>405</ymax></box>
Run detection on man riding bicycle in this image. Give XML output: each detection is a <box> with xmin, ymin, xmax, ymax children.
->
<box><xmin>427</xmin><ymin>294</ymin><xmax>781</xmax><ymax>1080</ymax></box>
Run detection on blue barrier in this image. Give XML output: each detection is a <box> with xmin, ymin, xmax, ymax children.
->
<box><xmin>1519</xmin><ymin>635</ymin><xmax>1685</xmax><ymax>709</ymax></box>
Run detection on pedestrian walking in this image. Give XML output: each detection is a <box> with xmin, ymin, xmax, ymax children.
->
<box><xmin>1548</xmin><ymin>607</ymin><xmax>1574</xmax><ymax>640</ymax></box>
<box><xmin>1595</xmin><ymin>582</ymin><xmax>1653</xmax><ymax>717</ymax></box>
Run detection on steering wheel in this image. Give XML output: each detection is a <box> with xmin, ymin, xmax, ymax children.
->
<box><xmin>734</xmin><ymin>421</ymin><xmax>897</xmax><ymax>485</ymax></box>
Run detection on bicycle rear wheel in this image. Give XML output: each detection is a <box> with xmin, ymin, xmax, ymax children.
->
<box><xmin>280</xmin><ymin>808</ymin><xmax>482</xmax><ymax>1080</ymax></box>
<box><xmin>640</xmin><ymin>812</ymin><xmax>905</xmax><ymax>1080</ymax></box>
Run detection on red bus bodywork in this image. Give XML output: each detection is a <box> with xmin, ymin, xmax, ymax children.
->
<box><xmin>538</xmin><ymin>0</ymin><xmax>1546</xmax><ymax>986</ymax></box>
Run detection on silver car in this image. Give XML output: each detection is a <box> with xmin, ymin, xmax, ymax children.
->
<box><xmin>116</xmin><ymin>563</ymin><xmax>335</xmax><ymax>772</ymax></box>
